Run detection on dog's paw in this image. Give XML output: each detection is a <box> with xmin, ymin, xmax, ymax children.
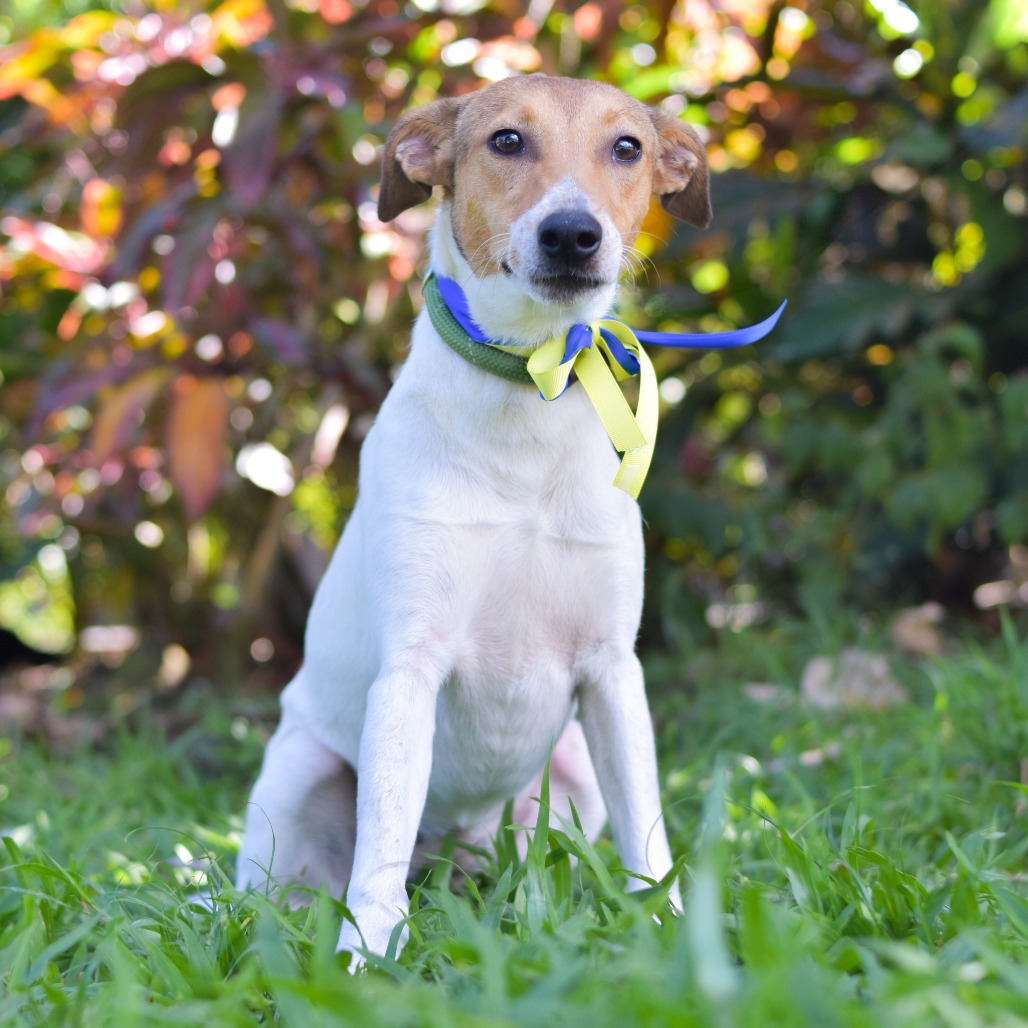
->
<box><xmin>336</xmin><ymin>922</ymin><xmax>369</xmax><ymax>975</ymax></box>
<box><xmin>336</xmin><ymin>892</ymin><xmax>410</xmax><ymax>970</ymax></box>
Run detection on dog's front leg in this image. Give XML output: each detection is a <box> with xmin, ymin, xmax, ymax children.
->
<box><xmin>337</xmin><ymin>664</ymin><xmax>442</xmax><ymax>964</ymax></box>
<box><xmin>578</xmin><ymin>653</ymin><xmax>682</xmax><ymax>910</ymax></box>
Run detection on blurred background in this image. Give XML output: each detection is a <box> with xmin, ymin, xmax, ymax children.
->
<box><xmin>0</xmin><ymin>0</ymin><xmax>1025</xmax><ymax>728</ymax></box>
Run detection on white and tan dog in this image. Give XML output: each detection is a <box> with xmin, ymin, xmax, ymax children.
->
<box><xmin>238</xmin><ymin>75</ymin><xmax>711</xmax><ymax>963</ymax></box>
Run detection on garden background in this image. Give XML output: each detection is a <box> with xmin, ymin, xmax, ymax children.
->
<box><xmin>1</xmin><ymin>0</ymin><xmax>1026</xmax><ymax>689</ymax></box>
<box><xmin>1</xmin><ymin>0</ymin><xmax>1027</xmax><ymax>1024</ymax></box>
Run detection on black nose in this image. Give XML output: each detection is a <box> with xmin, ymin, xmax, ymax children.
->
<box><xmin>538</xmin><ymin>211</ymin><xmax>602</xmax><ymax>265</ymax></box>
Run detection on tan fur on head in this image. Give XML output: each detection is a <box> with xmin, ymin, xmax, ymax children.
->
<box><xmin>378</xmin><ymin>76</ymin><xmax>712</xmax><ymax>236</ymax></box>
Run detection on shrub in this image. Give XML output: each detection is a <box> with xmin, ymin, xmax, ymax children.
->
<box><xmin>0</xmin><ymin>0</ymin><xmax>1024</xmax><ymax>669</ymax></box>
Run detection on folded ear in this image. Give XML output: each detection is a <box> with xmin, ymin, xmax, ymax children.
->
<box><xmin>378</xmin><ymin>97</ymin><xmax>465</xmax><ymax>222</ymax></box>
<box><xmin>648</xmin><ymin>108</ymin><xmax>712</xmax><ymax>229</ymax></box>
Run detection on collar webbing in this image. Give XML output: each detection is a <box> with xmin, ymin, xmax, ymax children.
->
<box><xmin>424</xmin><ymin>275</ymin><xmax>535</xmax><ymax>386</ymax></box>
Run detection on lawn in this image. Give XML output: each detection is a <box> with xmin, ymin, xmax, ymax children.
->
<box><xmin>2</xmin><ymin>617</ymin><xmax>1027</xmax><ymax>1026</ymax></box>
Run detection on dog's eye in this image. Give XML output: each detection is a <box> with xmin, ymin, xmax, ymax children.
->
<box><xmin>490</xmin><ymin>130</ymin><xmax>524</xmax><ymax>155</ymax></box>
<box><xmin>612</xmin><ymin>136</ymin><xmax>642</xmax><ymax>163</ymax></box>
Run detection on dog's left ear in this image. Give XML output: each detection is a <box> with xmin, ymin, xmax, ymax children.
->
<box><xmin>648</xmin><ymin>108</ymin><xmax>712</xmax><ymax>229</ymax></box>
<box><xmin>378</xmin><ymin>97</ymin><xmax>465</xmax><ymax>222</ymax></box>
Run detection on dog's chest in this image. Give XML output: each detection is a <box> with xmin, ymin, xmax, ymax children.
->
<box><xmin>460</xmin><ymin>520</ymin><xmax>623</xmax><ymax>666</ymax></box>
<box><xmin>420</xmin><ymin>518</ymin><xmax>634</xmax><ymax>821</ymax></box>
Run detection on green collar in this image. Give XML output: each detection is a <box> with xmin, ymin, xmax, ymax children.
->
<box><xmin>422</xmin><ymin>275</ymin><xmax>536</xmax><ymax>386</ymax></box>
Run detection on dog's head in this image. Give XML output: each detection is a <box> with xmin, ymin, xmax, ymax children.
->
<box><xmin>378</xmin><ymin>76</ymin><xmax>710</xmax><ymax>337</ymax></box>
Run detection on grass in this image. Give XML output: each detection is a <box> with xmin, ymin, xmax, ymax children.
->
<box><xmin>1</xmin><ymin>615</ymin><xmax>1027</xmax><ymax>1026</ymax></box>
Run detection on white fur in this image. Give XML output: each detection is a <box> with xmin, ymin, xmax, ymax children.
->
<box><xmin>238</xmin><ymin>124</ymin><xmax>681</xmax><ymax>969</ymax></box>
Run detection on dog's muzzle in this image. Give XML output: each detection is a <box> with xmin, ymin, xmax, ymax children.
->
<box><xmin>533</xmin><ymin>209</ymin><xmax>605</xmax><ymax>299</ymax></box>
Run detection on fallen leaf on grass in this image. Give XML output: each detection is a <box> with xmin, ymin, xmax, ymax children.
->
<box><xmin>889</xmin><ymin>602</ymin><xmax>944</xmax><ymax>655</ymax></box>
<box><xmin>801</xmin><ymin>648</ymin><xmax>909</xmax><ymax>710</ymax></box>
<box><xmin>743</xmin><ymin>683</ymin><xmax>789</xmax><ymax>704</ymax></box>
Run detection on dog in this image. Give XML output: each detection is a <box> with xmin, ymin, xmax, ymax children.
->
<box><xmin>237</xmin><ymin>75</ymin><xmax>711</xmax><ymax>964</ymax></box>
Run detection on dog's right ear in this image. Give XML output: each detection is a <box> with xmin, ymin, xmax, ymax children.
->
<box><xmin>378</xmin><ymin>97</ymin><xmax>465</xmax><ymax>222</ymax></box>
<box><xmin>648</xmin><ymin>108</ymin><xmax>712</xmax><ymax>230</ymax></box>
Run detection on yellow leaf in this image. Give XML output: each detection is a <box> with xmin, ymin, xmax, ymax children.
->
<box><xmin>81</xmin><ymin>178</ymin><xmax>123</xmax><ymax>239</ymax></box>
<box><xmin>167</xmin><ymin>377</ymin><xmax>228</xmax><ymax>520</ymax></box>
<box><xmin>90</xmin><ymin>368</ymin><xmax>170</xmax><ymax>463</ymax></box>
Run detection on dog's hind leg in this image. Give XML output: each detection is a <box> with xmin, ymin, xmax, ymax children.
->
<box><xmin>237</xmin><ymin>711</ymin><xmax>356</xmax><ymax>904</ymax></box>
<box><xmin>512</xmin><ymin>718</ymin><xmax>608</xmax><ymax>845</ymax></box>
<box><xmin>424</xmin><ymin>719</ymin><xmax>608</xmax><ymax>876</ymax></box>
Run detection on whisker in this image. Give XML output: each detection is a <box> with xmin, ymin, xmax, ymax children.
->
<box><xmin>620</xmin><ymin>245</ymin><xmax>661</xmax><ymax>288</ymax></box>
<box><xmin>454</xmin><ymin>233</ymin><xmax>515</xmax><ymax>294</ymax></box>
<box><xmin>636</xmin><ymin>228</ymin><xmax>670</xmax><ymax>247</ymax></box>
<box><xmin>465</xmin><ymin>231</ymin><xmax>513</xmax><ymax>269</ymax></box>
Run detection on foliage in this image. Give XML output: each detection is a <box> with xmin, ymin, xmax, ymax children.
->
<box><xmin>2</xmin><ymin>628</ymin><xmax>1028</xmax><ymax>1024</ymax></box>
<box><xmin>0</xmin><ymin>0</ymin><xmax>1026</xmax><ymax>667</ymax></box>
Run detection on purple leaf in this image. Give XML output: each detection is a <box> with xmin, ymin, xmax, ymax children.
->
<box><xmin>250</xmin><ymin>316</ymin><xmax>307</xmax><ymax>364</ymax></box>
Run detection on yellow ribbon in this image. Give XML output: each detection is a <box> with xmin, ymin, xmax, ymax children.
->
<box><xmin>525</xmin><ymin>322</ymin><xmax>658</xmax><ymax>499</ymax></box>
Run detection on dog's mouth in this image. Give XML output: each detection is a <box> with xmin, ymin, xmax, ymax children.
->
<box><xmin>528</xmin><ymin>271</ymin><xmax>607</xmax><ymax>304</ymax></box>
<box><xmin>502</xmin><ymin>258</ymin><xmax>607</xmax><ymax>300</ymax></box>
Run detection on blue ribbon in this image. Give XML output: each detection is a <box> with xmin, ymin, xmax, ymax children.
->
<box><xmin>434</xmin><ymin>275</ymin><xmax>786</xmax><ymax>376</ymax></box>
<box><xmin>437</xmin><ymin>275</ymin><xmax>491</xmax><ymax>343</ymax></box>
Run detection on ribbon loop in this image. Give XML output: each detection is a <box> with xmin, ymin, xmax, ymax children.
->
<box><xmin>527</xmin><ymin>322</ymin><xmax>655</xmax><ymax>497</ymax></box>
